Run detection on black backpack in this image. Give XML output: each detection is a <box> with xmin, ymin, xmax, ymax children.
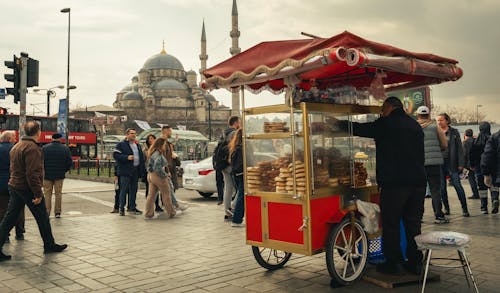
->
<box><xmin>212</xmin><ymin>134</ymin><xmax>230</xmax><ymax>171</ymax></box>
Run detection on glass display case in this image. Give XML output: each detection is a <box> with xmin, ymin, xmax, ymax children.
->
<box><xmin>243</xmin><ymin>102</ymin><xmax>381</xmax><ymax>256</ymax></box>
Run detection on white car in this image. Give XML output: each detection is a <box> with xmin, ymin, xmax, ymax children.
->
<box><xmin>183</xmin><ymin>153</ymin><xmax>278</xmax><ymax>198</ymax></box>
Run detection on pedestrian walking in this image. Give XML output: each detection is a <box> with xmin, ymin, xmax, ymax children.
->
<box><xmin>144</xmin><ymin>138</ymin><xmax>176</xmax><ymax>218</ymax></box>
<box><xmin>0</xmin><ymin>122</ymin><xmax>67</xmax><ymax>261</ymax></box>
<box><xmin>214</xmin><ymin>116</ymin><xmax>240</xmax><ymax>220</ymax></box>
<box><xmin>0</xmin><ymin>131</ymin><xmax>25</xmax><ymax>242</ymax></box>
<box><xmin>463</xmin><ymin>129</ymin><xmax>480</xmax><ymax>199</ymax></box>
<box><xmin>416</xmin><ymin>106</ymin><xmax>449</xmax><ymax>224</ymax></box>
<box><xmin>161</xmin><ymin>126</ymin><xmax>187</xmax><ymax>211</ymax></box>
<box><xmin>474</xmin><ymin>122</ymin><xmax>499</xmax><ymax>214</ymax></box>
<box><xmin>228</xmin><ymin>129</ymin><xmax>245</xmax><ymax>227</ymax></box>
<box><xmin>480</xmin><ymin>129</ymin><xmax>500</xmax><ymax>214</ymax></box>
<box><xmin>42</xmin><ymin>133</ymin><xmax>72</xmax><ymax>218</ymax></box>
<box><xmin>143</xmin><ymin>134</ymin><xmax>163</xmax><ymax>212</ymax></box>
<box><xmin>437</xmin><ymin>113</ymin><xmax>470</xmax><ymax>217</ymax></box>
<box><xmin>342</xmin><ymin>97</ymin><xmax>427</xmax><ymax>275</ymax></box>
<box><xmin>113</xmin><ymin>128</ymin><xmax>146</xmax><ymax>216</ymax></box>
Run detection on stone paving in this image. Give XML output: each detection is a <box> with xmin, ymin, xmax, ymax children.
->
<box><xmin>0</xmin><ymin>179</ymin><xmax>499</xmax><ymax>292</ymax></box>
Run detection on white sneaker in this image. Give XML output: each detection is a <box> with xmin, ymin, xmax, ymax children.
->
<box><xmin>231</xmin><ymin>223</ymin><xmax>245</xmax><ymax>228</ymax></box>
<box><xmin>176</xmin><ymin>204</ymin><xmax>188</xmax><ymax>211</ymax></box>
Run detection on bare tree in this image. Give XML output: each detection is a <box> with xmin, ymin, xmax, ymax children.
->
<box><xmin>431</xmin><ymin>104</ymin><xmax>487</xmax><ymax>123</ymax></box>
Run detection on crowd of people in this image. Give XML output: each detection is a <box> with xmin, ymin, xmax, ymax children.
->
<box><xmin>112</xmin><ymin>125</ymin><xmax>188</xmax><ymax>218</ymax></box>
<box><xmin>348</xmin><ymin>97</ymin><xmax>500</xmax><ymax>276</ymax></box>
<box><xmin>0</xmin><ymin>122</ymin><xmax>68</xmax><ymax>262</ymax></box>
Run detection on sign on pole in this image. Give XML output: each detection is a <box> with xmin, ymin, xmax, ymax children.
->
<box><xmin>57</xmin><ymin>98</ymin><xmax>67</xmax><ymax>138</ymax></box>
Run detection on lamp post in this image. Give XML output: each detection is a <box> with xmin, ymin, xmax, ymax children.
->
<box><xmin>476</xmin><ymin>104</ymin><xmax>482</xmax><ymax>125</ymax></box>
<box><xmin>33</xmin><ymin>85</ymin><xmax>64</xmax><ymax>116</ymax></box>
<box><xmin>208</xmin><ymin>101</ymin><xmax>212</xmax><ymax>141</ymax></box>
<box><xmin>61</xmin><ymin>7</ymin><xmax>71</xmax><ymax>145</ymax></box>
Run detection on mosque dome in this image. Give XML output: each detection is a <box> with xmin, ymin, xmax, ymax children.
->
<box><xmin>142</xmin><ymin>48</ymin><xmax>184</xmax><ymax>71</ymax></box>
<box><xmin>122</xmin><ymin>91</ymin><xmax>143</xmax><ymax>100</ymax></box>
<box><xmin>154</xmin><ymin>79</ymin><xmax>188</xmax><ymax>91</ymax></box>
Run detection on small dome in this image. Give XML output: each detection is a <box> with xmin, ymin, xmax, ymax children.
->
<box><xmin>204</xmin><ymin>94</ymin><xmax>216</xmax><ymax>102</ymax></box>
<box><xmin>186</xmin><ymin>70</ymin><xmax>196</xmax><ymax>75</ymax></box>
<box><xmin>122</xmin><ymin>91</ymin><xmax>143</xmax><ymax>100</ymax></box>
<box><xmin>143</xmin><ymin>52</ymin><xmax>184</xmax><ymax>71</ymax></box>
<box><xmin>154</xmin><ymin>79</ymin><xmax>188</xmax><ymax>91</ymax></box>
<box><xmin>121</xmin><ymin>84</ymin><xmax>134</xmax><ymax>92</ymax></box>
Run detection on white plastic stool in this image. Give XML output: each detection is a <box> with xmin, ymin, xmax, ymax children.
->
<box><xmin>415</xmin><ymin>231</ymin><xmax>479</xmax><ymax>293</ymax></box>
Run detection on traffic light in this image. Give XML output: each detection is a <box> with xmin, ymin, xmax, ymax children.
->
<box><xmin>0</xmin><ymin>107</ymin><xmax>7</xmax><ymax>124</ymax></box>
<box><xmin>4</xmin><ymin>55</ymin><xmax>20</xmax><ymax>103</ymax></box>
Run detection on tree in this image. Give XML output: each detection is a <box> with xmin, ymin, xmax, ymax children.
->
<box><xmin>431</xmin><ymin>104</ymin><xmax>487</xmax><ymax>124</ymax></box>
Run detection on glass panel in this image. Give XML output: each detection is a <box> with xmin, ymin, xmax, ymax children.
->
<box><xmin>245</xmin><ymin>113</ymin><xmax>291</xmax><ymax>135</ymax></box>
<box><xmin>245</xmin><ymin>138</ymin><xmax>291</xmax><ymax>193</ymax></box>
<box><xmin>307</xmin><ymin>111</ymin><xmax>377</xmax><ymax>193</ymax></box>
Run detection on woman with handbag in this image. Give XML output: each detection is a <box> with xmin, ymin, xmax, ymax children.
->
<box><xmin>145</xmin><ymin>138</ymin><xmax>176</xmax><ymax>219</ymax></box>
<box><xmin>143</xmin><ymin>134</ymin><xmax>163</xmax><ymax>212</ymax></box>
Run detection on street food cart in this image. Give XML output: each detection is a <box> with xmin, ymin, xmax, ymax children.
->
<box><xmin>202</xmin><ymin>31</ymin><xmax>462</xmax><ymax>286</ymax></box>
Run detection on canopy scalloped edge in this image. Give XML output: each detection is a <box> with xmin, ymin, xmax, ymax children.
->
<box><xmin>203</xmin><ymin>48</ymin><xmax>333</xmax><ymax>89</ymax></box>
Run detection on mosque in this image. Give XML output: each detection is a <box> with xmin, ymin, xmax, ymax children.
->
<box><xmin>112</xmin><ymin>0</ymin><xmax>241</xmax><ymax>138</ymax></box>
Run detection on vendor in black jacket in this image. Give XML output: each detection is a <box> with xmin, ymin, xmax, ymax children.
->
<box><xmin>343</xmin><ymin>97</ymin><xmax>426</xmax><ymax>275</ymax></box>
<box><xmin>113</xmin><ymin>128</ymin><xmax>145</xmax><ymax>216</ymax></box>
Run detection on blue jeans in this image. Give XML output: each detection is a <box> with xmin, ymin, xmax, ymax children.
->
<box><xmin>232</xmin><ymin>175</ymin><xmax>245</xmax><ymax>224</ymax></box>
<box><xmin>119</xmin><ymin>167</ymin><xmax>139</xmax><ymax>211</ymax></box>
<box><xmin>0</xmin><ymin>187</ymin><xmax>55</xmax><ymax>249</ymax></box>
<box><xmin>440</xmin><ymin>163</ymin><xmax>468</xmax><ymax>212</ymax></box>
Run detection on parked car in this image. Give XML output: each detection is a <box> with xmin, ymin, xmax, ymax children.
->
<box><xmin>183</xmin><ymin>153</ymin><xmax>278</xmax><ymax>198</ymax></box>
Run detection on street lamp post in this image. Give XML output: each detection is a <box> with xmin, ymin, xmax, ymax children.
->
<box><xmin>61</xmin><ymin>7</ymin><xmax>71</xmax><ymax>145</ymax></box>
<box><xmin>208</xmin><ymin>101</ymin><xmax>212</xmax><ymax>141</ymax></box>
<box><xmin>476</xmin><ymin>104</ymin><xmax>482</xmax><ymax>125</ymax></box>
<box><xmin>33</xmin><ymin>85</ymin><xmax>64</xmax><ymax>116</ymax></box>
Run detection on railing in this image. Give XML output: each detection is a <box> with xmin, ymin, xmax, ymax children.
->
<box><xmin>69</xmin><ymin>159</ymin><xmax>114</xmax><ymax>177</ymax></box>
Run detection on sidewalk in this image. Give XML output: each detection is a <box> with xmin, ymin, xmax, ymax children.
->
<box><xmin>0</xmin><ymin>182</ymin><xmax>499</xmax><ymax>292</ymax></box>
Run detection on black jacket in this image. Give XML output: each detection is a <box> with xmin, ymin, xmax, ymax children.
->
<box><xmin>0</xmin><ymin>142</ymin><xmax>13</xmax><ymax>190</ymax></box>
<box><xmin>443</xmin><ymin>127</ymin><xmax>465</xmax><ymax>172</ymax></box>
<box><xmin>351</xmin><ymin>108</ymin><xmax>426</xmax><ymax>188</ymax></box>
<box><xmin>230</xmin><ymin>144</ymin><xmax>243</xmax><ymax>175</ymax></box>
<box><xmin>42</xmin><ymin>141</ymin><xmax>72</xmax><ymax>180</ymax></box>
<box><xmin>481</xmin><ymin>131</ymin><xmax>500</xmax><ymax>183</ymax></box>
<box><xmin>113</xmin><ymin>139</ymin><xmax>146</xmax><ymax>177</ymax></box>
<box><xmin>470</xmin><ymin>122</ymin><xmax>491</xmax><ymax>170</ymax></box>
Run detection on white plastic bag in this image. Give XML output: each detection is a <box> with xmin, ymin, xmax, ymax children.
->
<box><xmin>415</xmin><ymin>231</ymin><xmax>470</xmax><ymax>248</ymax></box>
<box><xmin>356</xmin><ymin>200</ymin><xmax>380</xmax><ymax>234</ymax></box>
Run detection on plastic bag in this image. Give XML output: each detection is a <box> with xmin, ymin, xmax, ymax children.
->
<box><xmin>415</xmin><ymin>231</ymin><xmax>470</xmax><ymax>248</ymax></box>
<box><xmin>356</xmin><ymin>200</ymin><xmax>380</xmax><ymax>234</ymax></box>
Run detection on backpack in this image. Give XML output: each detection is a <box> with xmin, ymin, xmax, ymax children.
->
<box><xmin>213</xmin><ymin>134</ymin><xmax>230</xmax><ymax>171</ymax></box>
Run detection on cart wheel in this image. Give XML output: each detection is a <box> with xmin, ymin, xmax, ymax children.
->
<box><xmin>325</xmin><ymin>218</ymin><xmax>368</xmax><ymax>285</ymax></box>
<box><xmin>252</xmin><ymin>246</ymin><xmax>292</xmax><ymax>270</ymax></box>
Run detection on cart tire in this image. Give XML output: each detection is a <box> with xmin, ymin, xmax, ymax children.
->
<box><xmin>325</xmin><ymin>218</ymin><xmax>368</xmax><ymax>285</ymax></box>
<box><xmin>252</xmin><ymin>246</ymin><xmax>292</xmax><ymax>270</ymax></box>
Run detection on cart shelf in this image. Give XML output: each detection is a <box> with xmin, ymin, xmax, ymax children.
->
<box><xmin>246</xmin><ymin>132</ymin><xmax>303</xmax><ymax>140</ymax></box>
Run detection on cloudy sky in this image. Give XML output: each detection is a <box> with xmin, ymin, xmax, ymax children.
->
<box><xmin>1</xmin><ymin>0</ymin><xmax>499</xmax><ymax>121</ymax></box>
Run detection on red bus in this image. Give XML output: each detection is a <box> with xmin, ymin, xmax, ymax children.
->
<box><xmin>0</xmin><ymin>114</ymin><xmax>97</xmax><ymax>159</ymax></box>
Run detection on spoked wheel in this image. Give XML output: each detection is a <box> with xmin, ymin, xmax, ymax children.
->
<box><xmin>252</xmin><ymin>246</ymin><xmax>292</xmax><ymax>270</ymax></box>
<box><xmin>326</xmin><ymin>218</ymin><xmax>368</xmax><ymax>286</ymax></box>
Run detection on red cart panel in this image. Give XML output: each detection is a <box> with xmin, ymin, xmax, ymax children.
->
<box><xmin>311</xmin><ymin>196</ymin><xmax>341</xmax><ymax>250</ymax></box>
<box><xmin>268</xmin><ymin>202</ymin><xmax>304</xmax><ymax>244</ymax></box>
<box><xmin>246</xmin><ymin>195</ymin><xmax>263</xmax><ymax>242</ymax></box>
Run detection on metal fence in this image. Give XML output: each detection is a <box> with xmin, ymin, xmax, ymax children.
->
<box><xmin>69</xmin><ymin>159</ymin><xmax>115</xmax><ymax>177</ymax></box>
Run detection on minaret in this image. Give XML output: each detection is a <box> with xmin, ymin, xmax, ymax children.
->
<box><xmin>230</xmin><ymin>0</ymin><xmax>241</xmax><ymax>115</ymax></box>
<box><xmin>199</xmin><ymin>20</ymin><xmax>208</xmax><ymax>81</ymax></box>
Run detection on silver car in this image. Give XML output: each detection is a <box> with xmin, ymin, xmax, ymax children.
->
<box><xmin>183</xmin><ymin>153</ymin><xmax>278</xmax><ymax>198</ymax></box>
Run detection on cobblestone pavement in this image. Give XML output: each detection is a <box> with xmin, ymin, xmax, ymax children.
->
<box><xmin>0</xmin><ymin>179</ymin><xmax>499</xmax><ymax>292</ymax></box>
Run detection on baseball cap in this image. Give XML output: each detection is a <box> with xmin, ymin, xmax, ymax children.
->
<box><xmin>416</xmin><ymin>106</ymin><xmax>430</xmax><ymax>115</ymax></box>
<box><xmin>52</xmin><ymin>133</ymin><xmax>63</xmax><ymax>139</ymax></box>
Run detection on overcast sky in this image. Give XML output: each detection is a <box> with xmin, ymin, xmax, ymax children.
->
<box><xmin>1</xmin><ymin>0</ymin><xmax>499</xmax><ymax>121</ymax></box>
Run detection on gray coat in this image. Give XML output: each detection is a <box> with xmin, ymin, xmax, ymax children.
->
<box><xmin>422</xmin><ymin>123</ymin><xmax>444</xmax><ymax>166</ymax></box>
